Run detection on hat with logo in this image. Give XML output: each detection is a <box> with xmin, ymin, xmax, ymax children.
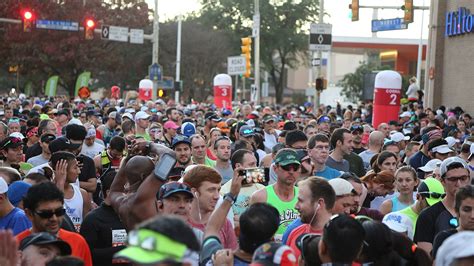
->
<box><xmin>0</xmin><ymin>136</ymin><xmax>24</xmax><ymax>150</ymax></box>
<box><xmin>329</xmin><ymin>178</ymin><xmax>354</xmax><ymax>196</ymax></box>
<box><xmin>86</xmin><ymin>128</ymin><xmax>96</xmax><ymax>139</ymax></box>
<box><xmin>135</xmin><ymin>111</ymin><xmax>151</xmax><ymax>121</ymax></box>
<box><xmin>239</xmin><ymin>125</ymin><xmax>255</xmax><ymax>137</ymax></box>
<box><xmin>0</xmin><ymin>177</ymin><xmax>8</xmax><ymax>194</ymax></box>
<box><xmin>263</xmin><ymin>114</ymin><xmax>276</xmax><ymax>123</ymax></box>
<box><xmin>157</xmin><ymin>182</ymin><xmax>193</xmax><ymax>200</ymax></box>
<box><xmin>274</xmin><ymin>149</ymin><xmax>300</xmax><ymax>166</ymax></box>
<box><xmin>390</xmin><ymin>131</ymin><xmax>410</xmax><ymax>143</ymax></box>
<box><xmin>164</xmin><ymin>121</ymin><xmax>180</xmax><ymax>130</ymax></box>
<box><xmin>7</xmin><ymin>181</ymin><xmax>31</xmax><ymax>207</ymax></box>
<box><xmin>440</xmin><ymin>156</ymin><xmax>468</xmax><ymax>177</ymax></box>
<box><xmin>382</xmin><ymin>212</ymin><xmax>414</xmax><ymax>239</ymax></box>
<box><xmin>20</xmin><ymin>232</ymin><xmax>71</xmax><ymax>256</ymax></box>
<box><xmin>417</xmin><ymin>177</ymin><xmax>445</xmax><ymax>206</ymax></box>
<box><xmin>171</xmin><ymin>135</ymin><xmax>191</xmax><ymax>149</ymax></box>
<box><xmin>250</xmin><ymin>242</ymin><xmax>298</xmax><ymax>266</ymax></box>
<box><xmin>418</xmin><ymin>159</ymin><xmax>442</xmax><ymax>173</ymax></box>
<box><xmin>317</xmin><ymin>115</ymin><xmax>331</xmax><ymax>124</ymax></box>
<box><xmin>205</xmin><ymin>112</ymin><xmax>222</xmax><ymax>122</ymax></box>
<box><xmin>48</xmin><ymin>137</ymin><xmax>81</xmax><ymax>153</ymax></box>
<box><xmin>181</xmin><ymin>122</ymin><xmax>196</xmax><ymax>137</ymax></box>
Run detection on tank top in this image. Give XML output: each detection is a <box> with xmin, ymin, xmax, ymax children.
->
<box><xmin>391</xmin><ymin>196</ymin><xmax>411</xmax><ymax>212</ymax></box>
<box><xmin>265</xmin><ymin>185</ymin><xmax>299</xmax><ymax>242</ymax></box>
<box><xmin>64</xmin><ymin>184</ymin><xmax>84</xmax><ymax>232</ymax></box>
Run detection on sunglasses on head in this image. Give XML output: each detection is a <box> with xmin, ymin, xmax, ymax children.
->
<box><xmin>280</xmin><ymin>164</ymin><xmax>300</xmax><ymax>172</ymax></box>
<box><xmin>159</xmin><ymin>182</ymin><xmax>191</xmax><ymax>198</ymax></box>
<box><xmin>419</xmin><ymin>192</ymin><xmax>445</xmax><ymax>199</ymax></box>
<box><xmin>34</xmin><ymin>208</ymin><xmax>66</xmax><ymax>219</ymax></box>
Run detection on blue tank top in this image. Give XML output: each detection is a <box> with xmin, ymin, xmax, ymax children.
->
<box><xmin>391</xmin><ymin>197</ymin><xmax>411</xmax><ymax>212</ymax></box>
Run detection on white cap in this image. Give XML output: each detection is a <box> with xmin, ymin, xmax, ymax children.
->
<box><xmin>246</xmin><ymin>119</ymin><xmax>256</xmax><ymax>127</ymax></box>
<box><xmin>445</xmin><ymin>137</ymin><xmax>460</xmax><ymax>149</ymax></box>
<box><xmin>328</xmin><ymin>178</ymin><xmax>354</xmax><ymax>196</ymax></box>
<box><xmin>67</xmin><ymin>118</ymin><xmax>83</xmax><ymax>126</ymax></box>
<box><xmin>390</xmin><ymin>131</ymin><xmax>410</xmax><ymax>142</ymax></box>
<box><xmin>122</xmin><ymin>113</ymin><xmax>133</xmax><ymax>120</ymax></box>
<box><xmin>468</xmin><ymin>143</ymin><xmax>474</xmax><ymax>160</ymax></box>
<box><xmin>431</xmin><ymin>144</ymin><xmax>453</xmax><ymax>154</ymax></box>
<box><xmin>86</xmin><ymin>128</ymin><xmax>96</xmax><ymax>138</ymax></box>
<box><xmin>399</xmin><ymin>111</ymin><xmax>411</xmax><ymax>118</ymax></box>
<box><xmin>418</xmin><ymin>159</ymin><xmax>442</xmax><ymax>173</ymax></box>
<box><xmin>0</xmin><ymin>177</ymin><xmax>7</xmax><ymax>194</ymax></box>
<box><xmin>134</xmin><ymin>111</ymin><xmax>151</xmax><ymax>122</ymax></box>
<box><xmin>382</xmin><ymin>212</ymin><xmax>414</xmax><ymax>240</ymax></box>
<box><xmin>9</xmin><ymin>132</ymin><xmax>25</xmax><ymax>140</ymax></box>
<box><xmin>436</xmin><ymin>231</ymin><xmax>474</xmax><ymax>266</ymax></box>
<box><xmin>140</xmin><ymin>106</ymin><xmax>148</xmax><ymax>112</ymax></box>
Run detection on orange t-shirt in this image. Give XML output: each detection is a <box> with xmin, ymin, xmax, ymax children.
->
<box><xmin>286</xmin><ymin>223</ymin><xmax>322</xmax><ymax>259</ymax></box>
<box><xmin>17</xmin><ymin>229</ymin><xmax>92</xmax><ymax>266</ymax></box>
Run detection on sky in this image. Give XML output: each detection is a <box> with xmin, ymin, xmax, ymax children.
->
<box><xmin>147</xmin><ymin>0</ymin><xmax>430</xmax><ymax>39</ymax></box>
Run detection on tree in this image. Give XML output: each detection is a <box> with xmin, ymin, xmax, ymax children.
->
<box><xmin>337</xmin><ymin>61</ymin><xmax>391</xmax><ymax>103</ymax></box>
<box><xmin>199</xmin><ymin>0</ymin><xmax>319</xmax><ymax>103</ymax></box>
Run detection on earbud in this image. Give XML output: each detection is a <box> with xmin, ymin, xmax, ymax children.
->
<box><xmin>194</xmin><ymin>191</ymin><xmax>199</xmax><ymax>198</ymax></box>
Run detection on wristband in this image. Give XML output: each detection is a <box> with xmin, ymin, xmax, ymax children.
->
<box><xmin>223</xmin><ymin>193</ymin><xmax>237</xmax><ymax>204</ymax></box>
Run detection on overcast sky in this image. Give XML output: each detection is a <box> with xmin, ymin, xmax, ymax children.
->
<box><xmin>147</xmin><ymin>0</ymin><xmax>430</xmax><ymax>39</ymax></box>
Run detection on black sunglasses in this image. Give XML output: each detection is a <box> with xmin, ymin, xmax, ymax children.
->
<box><xmin>34</xmin><ymin>208</ymin><xmax>66</xmax><ymax>219</ymax></box>
<box><xmin>419</xmin><ymin>192</ymin><xmax>445</xmax><ymax>199</ymax></box>
<box><xmin>280</xmin><ymin>164</ymin><xmax>300</xmax><ymax>172</ymax></box>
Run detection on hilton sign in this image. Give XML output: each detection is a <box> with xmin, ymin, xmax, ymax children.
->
<box><xmin>445</xmin><ymin>7</ymin><xmax>474</xmax><ymax>37</ymax></box>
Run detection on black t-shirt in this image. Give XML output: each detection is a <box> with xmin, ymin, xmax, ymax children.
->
<box><xmin>78</xmin><ymin>154</ymin><xmax>96</xmax><ymax>182</ymax></box>
<box><xmin>432</xmin><ymin>229</ymin><xmax>458</xmax><ymax>258</ymax></box>
<box><xmin>352</xmin><ymin>147</ymin><xmax>366</xmax><ymax>154</ymax></box>
<box><xmin>25</xmin><ymin>142</ymin><xmax>42</xmax><ymax>161</ymax></box>
<box><xmin>413</xmin><ymin>201</ymin><xmax>454</xmax><ymax>245</ymax></box>
<box><xmin>80</xmin><ymin>203</ymin><xmax>129</xmax><ymax>266</ymax></box>
<box><xmin>344</xmin><ymin>152</ymin><xmax>366</xmax><ymax>177</ymax></box>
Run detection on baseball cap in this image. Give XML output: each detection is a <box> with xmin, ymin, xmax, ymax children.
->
<box><xmin>445</xmin><ymin>136</ymin><xmax>460</xmax><ymax>149</ymax></box>
<box><xmin>48</xmin><ymin>137</ymin><xmax>81</xmax><ymax>153</ymax></box>
<box><xmin>217</xmin><ymin>121</ymin><xmax>230</xmax><ymax>134</ymax></box>
<box><xmin>274</xmin><ymin>149</ymin><xmax>300</xmax><ymax>166</ymax></box>
<box><xmin>114</xmin><ymin>228</ymin><xmax>199</xmax><ymax>265</ymax></box>
<box><xmin>222</xmin><ymin>109</ymin><xmax>232</xmax><ymax>116</ymax></box>
<box><xmin>172</xmin><ymin>135</ymin><xmax>191</xmax><ymax>149</ymax></box>
<box><xmin>19</xmin><ymin>232</ymin><xmax>71</xmax><ymax>255</ymax></box>
<box><xmin>418</xmin><ymin>159</ymin><xmax>442</xmax><ymax>173</ymax></box>
<box><xmin>164</xmin><ymin>121</ymin><xmax>180</xmax><ymax>130</ymax></box>
<box><xmin>180</xmin><ymin>122</ymin><xmax>196</xmax><ymax>137</ymax></box>
<box><xmin>0</xmin><ymin>136</ymin><xmax>24</xmax><ymax>150</ymax></box>
<box><xmin>440</xmin><ymin>156</ymin><xmax>468</xmax><ymax>177</ymax></box>
<box><xmin>86</xmin><ymin>128</ymin><xmax>96</xmax><ymax>139</ymax></box>
<box><xmin>263</xmin><ymin>114</ymin><xmax>275</xmax><ymax>123</ymax></box>
<box><xmin>0</xmin><ymin>177</ymin><xmax>7</xmax><ymax>194</ymax></box>
<box><xmin>317</xmin><ymin>115</ymin><xmax>331</xmax><ymax>124</ymax></box>
<box><xmin>10</xmin><ymin>132</ymin><xmax>25</xmax><ymax>140</ymax></box>
<box><xmin>135</xmin><ymin>111</ymin><xmax>151</xmax><ymax>121</ymax></box>
<box><xmin>7</xmin><ymin>181</ymin><xmax>31</xmax><ymax>207</ymax></box>
<box><xmin>350</xmin><ymin>125</ymin><xmax>363</xmax><ymax>134</ymax></box>
<box><xmin>417</xmin><ymin>177</ymin><xmax>445</xmax><ymax>206</ymax></box>
<box><xmin>328</xmin><ymin>178</ymin><xmax>355</xmax><ymax>196</ymax></box>
<box><xmin>390</xmin><ymin>131</ymin><xmax>410</xmax><ymax>143</ymax></box>
<box><xmin>122</xmin><ymin>113</ymin><xmax>133</xmax><ymax>120</ymax></box>
<box><xmin>56</xmin><ymin>109</ymin><xmax>69</xmax><ymax>116</ymax></box>
<box><xmin>157</xmin><ymin>182</ymin><xmax>193</xmax><ymax>200</ymax></box>
<box><xmin>431</xmin><ymin>144</ymin><xmax>453</xmax><ymax>154</ymax></box>
<box><xmin>205</xmin><ymin>112</ymin><xmax>222</xmax><ymax>122</ymax></box>
<box><xmin>399</xmin><ymin>111</ymin><xmax>412</xmax><ymax>118</ymax></box>
<box><xmin>382</xmin><ymin>212</ymin><xmax>414</xmax><ymax>239</ymax></box>
<box><xmin>435</xmin><ymin>231</ymin><xmax>474</xmax><ymax>266</ymax></box>
<box><xmin>250</xmin><ymin>242</ymin><xmax>298</xmax><ymax>266</ymax></box>
<box><xmin>239</xmin><ymin>125</ymin><xmax>255</xmax><ymax>137</ymax></box>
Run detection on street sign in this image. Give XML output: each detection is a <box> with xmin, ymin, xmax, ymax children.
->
<box><xmin>149</xmin><ymin>63</ymin><xmax>162</xmax><ymax>81</ymax></box>
<box><xmin>36</xmin><ymin>20</ymin><xmax>79</xmax><ymax>31</ymax></box>
<box><xmin>252</xmin><ymin>14</ymin><xmax>260</xmax><ymax>37</ymax></box>
<box><xmin>311</xmin><ymin>58</ymin><xmax>321</xmax><ymax>67</ymax></box>
<box><xmin>157</xmin><ymin>77</ymin><xmax>174</xmax><ymax>89</ymax></box>
<box><xmin>101</xmin><ymin>25</ymin><xmax>128</xmax><ymax>42</ymax></box>
<box><xmin>227</xmin><ymin>56</ymin><xmax>247</xmax><ymax>75</ymax></box>
<box><xmin>130</xmin><ymin>29</ymin><xmax>144</xmax><ymax>44</ymax></box>
<box><xmin>309</xmin><ymin>23</ymin><xmax>332</xmax><ymax>51</ymax></box>
<box><xmin>250</xmin><ymin>84</ymin><xmax>258</xmax><ymax>102</ymax></box>
<box><xmin>372</xmin><ymin>18</ymin><xmax>407</xmax><ymax>32</ymax></box>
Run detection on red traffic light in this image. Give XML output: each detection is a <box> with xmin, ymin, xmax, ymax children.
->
<box><xmin>24</xmin><ymin>11</ymin><xmax>33</xmax><ymax>20</ymax></box>
<box><xmin>86</xmin><ymin>19</ymin><xmax>95</xmax><ymax>28</ymax></box>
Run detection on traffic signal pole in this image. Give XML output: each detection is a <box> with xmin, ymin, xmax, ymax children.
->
<box><xmin>314</xmin><ymin>0</ymin><xmax>324</xmax><ymax>110</ymax></box>
<box><xmin>152</xmin><ymin>0</ymin><xmax>159</xmax><ymax>100</ymax></box>
<box><xmin>175</xmin><ymin>17</ymin><xmax>182</xmax><ymax>103</ymax></box>
<box><xmin>254</xmin><ymin>0</ymin><xmax>260</xmax><ymax>104</ymax></box>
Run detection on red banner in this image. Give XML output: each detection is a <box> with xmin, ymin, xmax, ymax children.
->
<box><xmin>214</xmin><ymin>85</ymin><xmax>232</xmax><ymax>109</ymax></box>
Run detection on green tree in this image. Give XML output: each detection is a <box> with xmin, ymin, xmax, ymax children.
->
<box><xmin>337</xmin><ymin>61</ymin><xmax>391</xmax><ymax>103</ymax></box>
<box><xmin>199</xmin><ymin>0</ymin><xmax>319</xmax><ymax>103</ymax></box>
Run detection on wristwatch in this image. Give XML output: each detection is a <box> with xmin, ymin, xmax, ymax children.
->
<box><xmin>223</xmin><ymin>192</ymin><xmax>237</xmax><ymax>204</ymax></box>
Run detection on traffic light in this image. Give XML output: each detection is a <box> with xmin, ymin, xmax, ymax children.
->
<box><xmin>84</xmin><ymin>18</ymin><xmax>96</xmax><ymax>40</ymax></box>
<box><xmin>22</xmin><ymin>10</ymin><xmax>34</xmax><ymax>32</ymax></box>
<box><xmin>349</xmin><ymin>0</ymin><xmax>359</xmax><ymax>22</ymax></box>
<box><xmin>158</xmin><ymin>89</ymin><xmax>166</xmax><ymax>98</ymax></box>
<box><xmin>403</xmin><ymin>0</ymin><xmax>414</xmax><ymax>24</ymax></box>
<box><xmin>315</xmin><ymin>78</ymin><xmax>325</xmax><ymax>91</ymax></box>
<box><xmin>241</xmin><ymin>37</ymin><xmax>252</xmax><ymax>78</ymax></box>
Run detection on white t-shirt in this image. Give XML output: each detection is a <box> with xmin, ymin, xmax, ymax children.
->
<box><xmin>80</xmin><ymin>143</ymin><xmax>104</xmax><ymax>159</ymax></box>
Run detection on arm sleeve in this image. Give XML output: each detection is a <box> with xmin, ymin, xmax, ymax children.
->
<box><xmin>200</xmin><ymin>236</ymin><xmax>223</xmax><ymax>265</ymax></box>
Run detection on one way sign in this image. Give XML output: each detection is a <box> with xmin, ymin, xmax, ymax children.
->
<box><xmin>309</xmin><ymin>23</ymin><xmax>332</xmax><ymax>51</ymax></box>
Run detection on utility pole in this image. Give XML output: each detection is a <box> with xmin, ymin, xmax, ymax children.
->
<box><xmin>416</xmin><ymin>0</ymin><xmax>425</xmax><ymax>87</ymax></box>
<box><xmin>253</xmin><ymin>0</ymin><xmax>261</xmax><ymax>104</ymax></box>
<box><xmin>314</xmin><ymin>0</ymin><xmax>324</xmax><ymax>110</ymax></box>
<box><xmin>152</xmin><ymin>0</ymin><xmax>159</xmax><ymax>100</ymax></box>
<box><xmin>175</xmin><ymin>17</ymin><xmax>182</xmax><ymax>104</ymax></box>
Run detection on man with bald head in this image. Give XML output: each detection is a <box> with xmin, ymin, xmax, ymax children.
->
<box><xmin>109</xmin><ymin>142</ymin><xmax>175</xmax><ymax>230</ymax></box>
<box><xmin>377</xmin><ymin>123</ymin><xmax>390</xmax><ymax>138</ymax></box>
<box><xmin>358</xmin><ymin>131</ymin><xmax>384</xmax><ymax>170</ymax></box>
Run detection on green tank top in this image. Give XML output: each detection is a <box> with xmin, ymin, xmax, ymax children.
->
<box><xmin>265</xmin><ymin>184</ymin><xmax>299</xmax><ymax>241</ymax></box>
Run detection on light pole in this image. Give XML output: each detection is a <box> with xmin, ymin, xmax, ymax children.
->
<box><xmin>416</xmin><ymin>0</ymin><xmax>425</xmax><ymax>88</ymax></box>
<box><xmin>254</xmin><ymin>0</ymin><xmax>260</xmax><ymax>104</ymax></box>
<box><xmin>151</xmin><ymin>0</ymin><xmax>159</xmax><ymax>100</ymax></box>
<box><xmin>175</xmin><ymin>17</ymin><xmax>182</xmax><ymax>103</ymax></box>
